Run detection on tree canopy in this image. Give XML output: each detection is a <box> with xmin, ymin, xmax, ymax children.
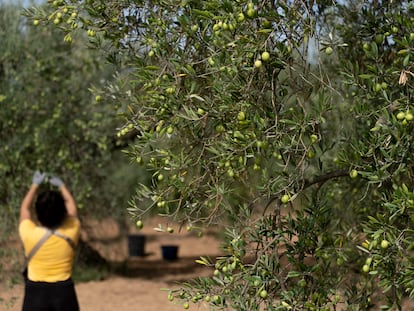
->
<box><xmin>12</xmin><ymin>0</ymin><xmax>414</xmax><ymax>310</ymax></box>
<box><xmin>0</xmin><ymin>1</ymin><xmax>148</xmax><ymax>239</ymax></box>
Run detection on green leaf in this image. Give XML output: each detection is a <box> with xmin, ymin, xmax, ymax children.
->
<box><xmin>358</xmin><ymin>74</ymin><xmax>373</xmax><ymax>80</ymax></box>
<box><xmin>403</xmin><ymin>55</ymin><xmax>410</xmax><ymax>67</ymax></box>
<box><xmin>145</xmin><ymin>65</ymin><xmax>160</xmax><ymax>70</ymax></box>
<box><xmin>287</xmin><ymin>271</ymin><xmax>301</xmax><ymax>278</ymax></box>
<box><xmin>187</xmin><ymin>94</ymin><xmax>206</xmax><ymax>102</ymax></box>
<box><xmin>191</xmin><ymin>9</ymin><xmax>215</xmax><ymax>19</ymax></box>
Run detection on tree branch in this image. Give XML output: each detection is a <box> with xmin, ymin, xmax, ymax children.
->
<box><xmin>303</xmin><ymin>169</ymin><xmax>349</xmax><ymax>190</ymax></box>
<box><xmin>266</xmin><ymin>169</ymin><xmax>350</xmax><ymax>208</ymax></box>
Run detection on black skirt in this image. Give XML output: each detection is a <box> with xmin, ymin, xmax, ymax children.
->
<box><xmin>22</xmin><ymin>278</ymin><xmax>79</xmax><ymax>311</ymax></box>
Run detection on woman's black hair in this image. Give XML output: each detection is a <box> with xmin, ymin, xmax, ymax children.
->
<box><xmin>35</xmin><ymin>190</ymin><xmax>67</xmax><ymax>228</ymax></box>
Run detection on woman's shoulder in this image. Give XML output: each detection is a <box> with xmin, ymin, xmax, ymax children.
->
<box><xmin>19</xmin><ymin>219</ymin><xmax>43</xmax><ymax>239</ymax></box>
<box><xmin>61</xmin><ymin>216</ymin><xmax>81</xmax><ymax>229</ymax></box>
<box><xmin>19</xmin><ymin>218</ymin><xmax>36</xmax><ymax>230</ymax></box>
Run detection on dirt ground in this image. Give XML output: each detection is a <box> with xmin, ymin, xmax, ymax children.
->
<box><xmin>0</xmin><ymin>217</ymin><xmax>223</xmax><ymax>311</ymax></box>
<box><xmin>3</xmin><ymin>217</ymin><xmax>414</xmax><ymax>311</ymax></box>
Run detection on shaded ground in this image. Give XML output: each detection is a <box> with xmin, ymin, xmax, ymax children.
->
<box><xmin>0</xmin><ymin>217</ymin><xmax>223</xmax><ymax>311</ymax></box>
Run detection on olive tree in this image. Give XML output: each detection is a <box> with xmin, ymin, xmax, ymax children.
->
<box><xmin>25</xmin><ymin>0</ymin><xmax>414</xmax><ymax>310</ymax></box>
<box><xmin>0</xmin><ymin>1</ymin><xmax>147</xmax><ymax>241</ymax></box>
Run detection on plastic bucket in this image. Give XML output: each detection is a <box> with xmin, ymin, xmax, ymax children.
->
<box><xmin>161</xmin><ymin>245</ymin><xmax>179</xmax><ymax>260</ymax></box>
<box><xmin>128</xmin><ymin>234</ymin><xmax>146</xmax><ymax>256</ymax></box>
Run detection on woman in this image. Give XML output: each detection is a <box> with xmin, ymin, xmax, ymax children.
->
<box><xmin>19</xmin><ymin>171</ymin><xmax>81</xmax><ymax>311</ymax></box>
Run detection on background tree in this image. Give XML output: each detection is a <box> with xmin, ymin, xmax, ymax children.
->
<box><xmin>0</xmin><ymin>1</ymin><xmax>148</xmax><ymax>242</ymax></box>
<box><xmin>20</xmin><ymin>0</ymin><xmax>414</xmax><ymax>310</ymax></box>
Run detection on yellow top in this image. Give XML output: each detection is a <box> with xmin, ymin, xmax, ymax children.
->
<box><xmin>19</xmin><ymin>217</ymin><xmax>80</xmax><ymax>282</ymax></box>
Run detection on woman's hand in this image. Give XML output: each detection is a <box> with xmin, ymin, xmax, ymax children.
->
<box><xmin>49</xmin><ymin>176</ymin><xmax>64</xmax><ymax>188</ymax></box>
<box><xmin>32</xmin><ymin>171</ymin><xmax>46</xmax><ymax>185</ymax></box>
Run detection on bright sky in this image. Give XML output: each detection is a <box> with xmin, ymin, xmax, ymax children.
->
<box><xmin>20</xmin><ymin>0</ymin><xmax>43</xmax><ymax>7</ymax></box>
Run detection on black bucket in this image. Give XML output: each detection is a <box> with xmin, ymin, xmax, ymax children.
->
<box><xmin>161</xmin><ymin>245</ymin><xmax>179</xmax><ymax>260</ymax></box>
<box><xmin>128</xmin><ymin>234</ymin><xmax>146</xmax><ymax>256</ymax></box>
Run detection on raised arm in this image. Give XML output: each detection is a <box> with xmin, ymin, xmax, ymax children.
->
<box><xmin>50</xmin><ymin>176</ymin><xmax>78</xmax><ymax>217</ymax></box>
<box><xmin>60</xmin><ymin>184</ymin><xmax>78</xmax><ymax>217</ymax></box>
<box><xmin>19</xmin><ymin>171</ymin><xmax>46</xmax><ymax>222</ymax></box>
